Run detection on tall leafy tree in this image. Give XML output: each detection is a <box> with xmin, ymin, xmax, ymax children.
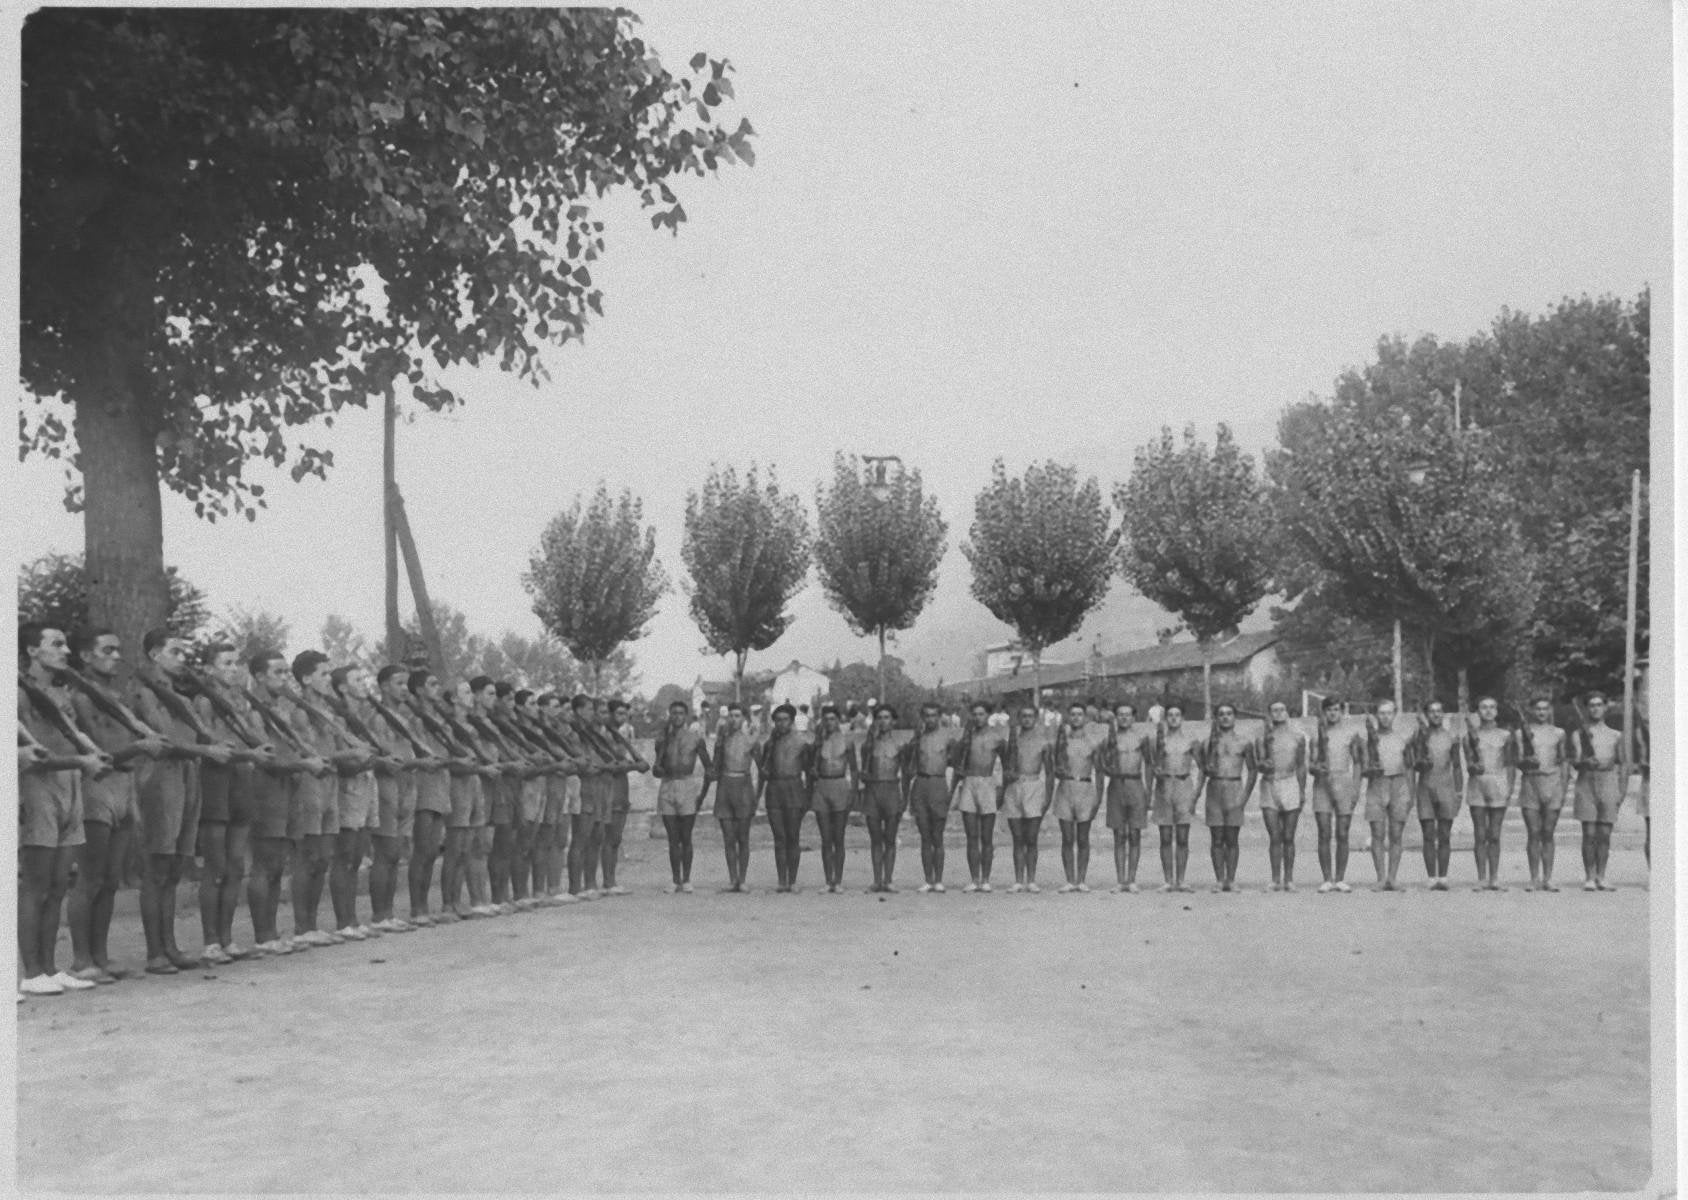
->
<box><xmin>1269</xmin><ymin>404</ymin><xmax>1538</xmax><ymax>710</ymax></box>
<box><xmin>1314</xmin><ymin>291</ymin><xmax>1647</xmax><ymax>693</ymax></box>
<box><xmin>812</xmin><ymin>454</ymin><xmax>948</xmax><ymax>701</ymax></box>
<box><xmin>523</xmin><ymin>485</ymin><xmax>668</xmax><ymax>691</ymax></box>
<box><xmin>681</xmin><ymin>464</ymin><xmax>812</xmax><ymax>700</ymax></box>
<box><xmin>18</xmin><ymin>552</ymin><xmax>209</xmax><ymax>647</ymax></box>
<box><xmin>21</xmin><ymin>9</ymin><xmax>754</xmax><ymax>658</ymax></box>
<box><xmin>961</xmin><ymin>460</ymin><xmax>1117</xmax><ymax>704</ymax></box>
<box><xmin>1115</xmin><ymin>424</ymin><xmax>1273</xmax><ymax>716</ymax></box>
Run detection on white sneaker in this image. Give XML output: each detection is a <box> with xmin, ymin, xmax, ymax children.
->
<box><xmin>917</xmin><ymin>883</ymin><xmax>933</xmax><ymax>894</ymax></box>
<box><xmin>1059</xmin><ymin>883</ymin><xmax>1078</xmax><ymax>894</ymax></box>
<box><xmin>1008</xmin><ymin>883</ymin><xmax>1024</xmax><ymax>893</ymax></box>
<box><xmin>1027</xmin><ymin>882</ymin><xmax>1041</xmax><ymax>894</ymax></box>
<box><xmin>357</xmin><ymin>923</ymin><xmax>381</xmax><ymax>937</ymax></box>
<box><xmin>50</xmin><ymin>971</ymin><xmax>96</xmax><ymax>991</ymax></box>
<box><xmin>337</xmin><ymin>927</ymin><xmax>367</xmax><ymax>942</ymax></box>
<box><xmin>1076</xmin><ymin>882</ymin><xmax>1091</xmax><ymax>893</ymax></box>
<box><xmin>1317</xmin><ymin>881</ymin><xmax>1334</xmax><ymax>894</ymax></box>
<box><xmin>1335</xmin><ymin>881</ymin><xmax>1353</xmax><ymax>893</ymax></box>
<box><xmin>680</xmin><ymin>883</ymin><xmax>694</xmax><ymax>894</ymax></box>
<box><xmin>980</xmin><ymin>882</ymin><xmax>993</xmax><ymax>893</ymax></box>
<box><xmin>963</xmin><ymin>883</ymin><xmax>980</xmax><ymax>894</ymax></box>
<box><xmin>932</xmin><ymin>882</ymin><xmax>946</xmax><ymax>893</ymax></box>
<box><xmin>20</xmin><ymin>974</ymin><xmax>64</xmax><ymax>995</ymax></box>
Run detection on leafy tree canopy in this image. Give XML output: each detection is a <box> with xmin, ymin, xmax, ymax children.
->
<box><xmin>21</xmin><ymin>8</ymin><xmax>754</xmax><ymax>518</ymax></box>
<box><xmin>1115</xmin><ymin>423</ymin><xmax>1272</xmax><ymax>644</ymax></box>
<box><xmin>961</xmin><ymin>459</ymin><xmax>1117</xmax><ymax>659</ymax></box>
<box><xmin>523</xmin><ymin>483</ymin><xmax>668</xmax><ymax>676</ymax></box>
<box><xmin>681</xmin><ymin>463</ymin><xmax>811</xmax><ymax>690</ymax></box>
<box><xmin>812</xmin><ymin>454</ymin><xmax>948</xmax><ymax>643</ymax></box>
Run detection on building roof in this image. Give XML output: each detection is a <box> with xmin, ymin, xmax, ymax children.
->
<box><xmin>946</xmin><ymin>631</ymin><xmax>1281</xmax><ymax>698</ymax></box>
<box><xmin>1095</xmin><ymin>630</ymin><xmax>1281</xmax><ymax>677</ymax></box>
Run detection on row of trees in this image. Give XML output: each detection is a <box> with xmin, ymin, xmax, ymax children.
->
<box><xmin>519</xmin><ymin>293</ymin><xmax>1646</xmax><ymax>716</ymax></box>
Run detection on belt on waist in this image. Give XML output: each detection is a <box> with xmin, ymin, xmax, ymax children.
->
<box><xmin>1210</xmin><ymin>776</ymin><xmax>1243</xmax><ymax>782</ymax></box>
<box><xmin>1106</xmin><ymin>772</ymin><xmax>1140</xmax><ymax>780</ymax></box>
<box><xmin>917</xmin><ymin>773</ymin><xmax>948</xmax><ymax>779</ymax></box>
<box><xmin>815</xmin><ymin>772</ymin><xmax>847</xmax><ymax>779</ymax></box>
<box><xmin>963</xmin><ymin>772</ymin><xmax>994</xmax><ymax>778</ymax></box>
<box><xmin>718</xmin><ymin>771</ymin><xmax>750</xmax><ymax>778</ymax></box>
<box><xmin>1582</xmin><ymin>766</ymin><xmax>1618</xmax><ymax>773</ymax></box>
<box><xmin>767</xmin><ymin>774</ymin><xmax>802</xmax><ymax>781</ymax></box>
<box><xmin>1161</xmin><ymin>774</ymin><xmax>1191</xmax><ymax>781</ymax></box>
<box><xmin>1056</xmin><ymin>776</ymin><xmax>1093</xmax><ymax>783</ymax></box>
<box><xmin>1524</xmin><ymin>770</ymin><xmax>1562</xmax><ymax>777</ymax></box>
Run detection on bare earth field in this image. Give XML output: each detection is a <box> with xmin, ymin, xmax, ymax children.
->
<box><xmin>18</xmin><ymin>806</ymin><xmax>1651</xmax><ymax>1194</ymax></box>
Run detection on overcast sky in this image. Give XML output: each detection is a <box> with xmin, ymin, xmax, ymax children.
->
<box><xmin>11</xmin><ymin>0</ymin><xmax>1671</xmax><ymax>692</ymax></box>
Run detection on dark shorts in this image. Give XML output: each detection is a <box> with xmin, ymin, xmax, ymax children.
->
<box><xmin>811</xmin><ymin>776</ymin><xmax>853</xmax><ymax>815</ymax></box>
<box><xmin>1152</xmin><ymin>776</ymin><xmax>1197</xmax><ymax>826</ymax></box>
<box><xmin>20</xmin><ymin>771</ymin><xmax>85</xmax><ymax>849</ymax></box>
<box><xmin>542</xmin><ymin>775</ymin><xmax>568</xmax><ymax>824</ymax></box>
<box><xmin>764</xmin><ymin>777</ymin><xmax>808</xmax><ymax>813</ymax></box>
<box><xmin>1105</xmin><ymin>777</ymin><xmax>1149</xmax><ymax>830</ymax></box>
<box><xmin>580</xmin><ymin>775</ymin><xmax>613</xmax><ymax>824</ymax></box>
<box><xmin>414</xmin><ymin>768</ymin><xmax>452</xmax><ymax>818</ymax></box>
<box><xmin>714</xmin><ymin>775</ymin><xmax>756</xmax><ymax>822</ymax></box>
<box><xmin>1416</xmin><ymin>773</ymin><xmax>1461</xmax><ymax>821</ymax></box>
<box><xmin>198</xmin><ymin>762</ymin><xmax>256</xmax><ymax>825</ymax></box>
<box><xmin>860</xmin><ymin>779</ymin><xmax>906</xmax><ymax>821</ymax></box>
<box><xmin>137</xmin><ymin>760</ymin><xmax>202</xmax><ymax>855</ymax></box>
<box><xmin>377</xmin><ymin>774</ymin><xmax>417</xmax><ymax>841</ymax></box>
<box><xmin>1517</xmin><ymin>773</ymin><xmax>1565</xmax><ymax>817</ymax></box>
<box><xmin>488</xmin><ymin>776</ymin><xmax>517</xmax><ymax>826</ymax></box>
<box><xmin>1203</xmin><ymin>778</ymin><xmax>1249</xmax><ymax>827</ymax></box>
<box><xmin>908</xmin><ymin>777</ymin><xmax>950</xmax><ymax>827</ymax></box>
<box><xmin>1574</xmin><ymin>771</ymin><xmax>1622</xmax><ymax>823</ymax></box>
<box><xmin>1311</xmin><ymin>773</ymin><xmax>1359</xmax><ymax>816</ymax></box>
<box><xmin>610</xmin><ymin>773</ymin><xmax>631</xmax><ymax>815</ymax></box>
<box><xmin>448</xmin><ymin>775</ymin><xmax>487</xmax><ymax>829</ymax></box>
<box><xmin>82</xmin><ymin>772</ymin><xmax>138</xmax><ymax>828</ymax></box>
<box><xmin>1364</xmin><ymin>775</ymin><xmax>1413</xmax><ymax>824</ymax></box>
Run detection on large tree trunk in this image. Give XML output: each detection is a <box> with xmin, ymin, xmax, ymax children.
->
<box><xmin>1200</xmin><ymin>645</ymin><xmax>1214</xmax><ymax>720</ymax></box>
<box><xmin>76</xmin><ymin>335</ymin><xmax>167</xmax><ymax>668</ymax></box>
<box><xmin>733</xmin><ymin>650</ymin><xmax>747</xmax><ymax>703</ymax></box>
<box><xmin>1031</xmin><ymin>647</ymin><xmax>1042</xmax><ymax>710</ymax></box>
<box><xmin>877</xmin><ymin>627</ymin><xmax>887</xmax><ymax>704</ymax></box>
<box><xmin>1391</xmin><ymin>617</ymin><xmax>1404</xmax><ymax>712</ymax></box>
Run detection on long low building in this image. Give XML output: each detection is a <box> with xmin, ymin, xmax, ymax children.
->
<box><xmin>947</xmin><ymin>631</ymin><xmax>1284</xmax><ymax>709</ymax></box>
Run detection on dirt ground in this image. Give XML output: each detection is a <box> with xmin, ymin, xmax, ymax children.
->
<box><xmin>17</xmin><ymin>804</ymin><xmax>1654</xmax><ymax>1194</ymax></box>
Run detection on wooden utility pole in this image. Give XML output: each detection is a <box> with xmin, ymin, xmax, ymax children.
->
<box><xmin>392</xmin><ymin>488</ymin><xmax>444</xmax><ymax>674</ymax></box>
<box><xmin>1622</xmin><ymin>469</ymin><xmax>1641</xmax><ymax>771</ymax></box>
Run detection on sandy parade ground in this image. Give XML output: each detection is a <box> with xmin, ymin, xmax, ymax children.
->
<box><xmin>16</xmin><ymin>785</ymin><xmax>1657</xmax><ymax>1195</ymax></box>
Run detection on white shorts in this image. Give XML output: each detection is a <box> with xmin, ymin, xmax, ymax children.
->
<box><xmin>954</xmin><ymin>776</ymin><xmax>998</xmax><ymax>815</ymax></box>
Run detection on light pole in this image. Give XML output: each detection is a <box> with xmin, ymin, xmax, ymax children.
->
<box><xmin>1396</xmin><ymin>456</ymin><xmax>1432</xmax><ymax>710</ymax></box>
